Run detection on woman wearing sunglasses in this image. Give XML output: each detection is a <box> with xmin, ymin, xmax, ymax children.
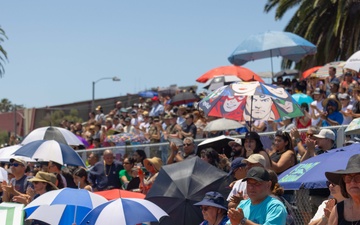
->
<box><xmin>308</xmin><ymin>180</ymin><xmax>345</xmax><ymax>225</ymax></box>
<box><xmin>194</xmin><ymin>191</ymin><xmax>228</xmax><ymax>225</ymax></box>
<box><xmin>325</xmin><ymin>154</ymin><xmax>360</xmax><ymax>225</ymax></box>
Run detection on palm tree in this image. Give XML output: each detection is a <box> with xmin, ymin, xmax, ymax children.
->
<box><xmin>264</xmin><ymin>0</ymin><xmax>360</xmax><ymax>70</ymax></box>
<box><xmin>0</xmin><ymin>26</ymin><xmax>8</xmax><ymax>77</ymax></box>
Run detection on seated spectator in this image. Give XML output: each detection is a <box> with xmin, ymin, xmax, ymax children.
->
<box><xmin>194</xmin><ymin>191</ymin><xmax>229</xmax><ymax>225</ymax></box>
<box><xmin>319</xmin><ymin>96</ymin><xmax>344</xmax><ymax>127</ymax></box>
<box><xmin>119</xmin><ymin>157</ymin><xmax>135</xmax><ymax>190</ymax></box>
<box><xmin>139</xmin><ymin>157</ymin><xmax>162</xmax><ymax>194</ymax></box>
<box><xmin>73</xmin><ymin>167</ymin><xmax>92</xmax><ymax>192</ymax></box>
<box><xmin>243</xmin><ymin>132</ymin><xmax>272</xmax><ymax>169</ymax></box>
<box><xmin>200</xmin><ymin>148</ymin><xmax>220</xmax><ymax>168</ymax></box>
<box><xmin>270</xmin><ymin>131</ymin><xmax>297</xmax><ymax>175</ymax></box>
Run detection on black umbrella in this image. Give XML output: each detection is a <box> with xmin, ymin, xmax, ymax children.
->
<box><xmin>197</xmin><ymin>135</ymin><xmax>235</xmax><ymax>158</ymax></box>
<box><xmin>146</xmin><ymin>157</ymin><xmax>231</xmax><ymax>225</ymax></box>
<box><xmin>170</xmin><ymin>92</ymin><xmax>200</xmax><ymax>105</ymax></box>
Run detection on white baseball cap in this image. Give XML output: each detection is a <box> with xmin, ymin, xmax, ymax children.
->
<box><xmin>242</xmin><ymin>154</ymin><xmax>266</xmax><ymax>167</ymax></box>
<box><xmin>313</xmin><ymin>129</ymin><xmax>335</xmax><ymax>141</ymax></box>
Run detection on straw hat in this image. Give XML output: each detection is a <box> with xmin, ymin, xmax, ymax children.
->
<box><xmin>28</xmin><ymin>171</ymin><xmax>58</xmax><ymax>190</ymax></box>
<box><xmin>144</xmin><ymin>157</ymin><xmax>163</xmax><ymax>172</ymax></box>
<box><xmin>322</xmin><ymin>96</ymin><xmax>341</xmax><ymax>111</ymax></box>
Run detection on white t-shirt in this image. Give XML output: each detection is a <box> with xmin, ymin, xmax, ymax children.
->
<box><xmin>310</xmin><ymin>100</ymin><xmax>323</xmax><ymax>126</ymax></box>
<box><xmin>227</xmin><ymin>179</ymin><xmax>247</xmax><ymax>201</ymax></box>
<box><xmin>342</xmin><ymin>104</ymin><xmax>353</xmax><ymax>125</ymax></box>
<box><xmin>309</xmin><ymin>200</ymin><xmax>327</xmax><ymax>223</ymax></box>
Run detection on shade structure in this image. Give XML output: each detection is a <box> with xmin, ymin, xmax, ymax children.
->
<box><xmin>197</xmin><ymin>135</ymin><xmax>235</xmax><ymax>158</ymax></box>
<box><xmin>315</xmin><ymin>61</ymin><xmax>345</xmax><ymax>78</ymax></box>
<box><xmin>14</xmin><ymin>140</ymin><xmax>86</xmax><ymax>167</ymax></box>
<box><xmin>198</xmin><ymin>81</ymin><xmax>303</xmax><ymax>122</ymax></box>
<box><xmin>146</xmin><ymin>157</ymin><xmax>231</xmax><ymax>225</ymax></box>
<box><xmin>301</xmin><ymin>66</ymin><xmax>322</xmax><ymax>80</ymax></box>
<box><xmin>273</xmin><ymin>69</ymin><xmax>299</xmax><ymax>78</ymax></box>
<box><xmin>345</xmin><ymin>118</ymin><xmax>360</xmax><ymax>135</ymax></box>
<box><xmin>228</xmin><ymin>31</ymin><xmax>317</xmax><ymax>74</ymax></box>
<box><xmin>79</xmin><ymin>198</ymin><xmax>168</xmax><ymax>225</ymax></box>
<box><xmin>203</xmin><ymin>75</ymin><xmax>242</xmax><ymax>91</ymax></box>
<box><xmin>22</xmin><ymin>126</ymin><xmax>84</xmax><ymax>146</ymax></box>
<box><xmin>344</xmin><ymin>50</ymin><xmax>360</xmax><ymax>72</ymax></box>
<box><xmin>203</xmin><ymin>118</ymin><xmax>243</xmax><ymax>132</ymax></box>
<box><xmin>196</xmin><ymin>65</ymin><xmax>264</xmax><ymax>83</ymax></box>
<box><xmin>24</xmin><ymin>188</ymin><xmax>108</xmax><ymax>225</ymax></box>
<box><xmin>170</xmin><ymin>92</ymin><xmax>199</xmax><ymax>105</ymax></box>
<box><xmin>291</xmin><ymin>93</ymin><xmax>313</xmax><ymax>105</ymax></box>
<box><xmin>94</xmin><ymin>189</ymin><xmax>145</xmax><ymax>200</ymax></box>
<box><xmin>278</xmin><ymin>144</ymin><xmax>360</xmax><ymax>190</ymax></box>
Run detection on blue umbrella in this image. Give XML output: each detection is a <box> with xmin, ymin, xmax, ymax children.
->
<box><xmin>138</xmin><ymin>90</ymin><xmax>158</xmax><ymax>98</ymax></box>
<box><xmin>278</xmin><ymin>144</ymin><xmax>360</xmax><ymax>190</ymax></box>
<box><xmin>291</xmin><ymin>93</ymin><xmax>313</xmax><ymax>105</ymax></box>
<box><xmin>14</xmin><ymin>140</ymin><xmax>86</xmax><ymax>167</ymax></box>
<box><xmin>228</xmin><ymin>31</ymin><xmax>317</xmax><ymax>74</ymax></box>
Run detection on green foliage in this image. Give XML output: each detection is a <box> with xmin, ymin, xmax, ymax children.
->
<box><xmin>0</xmin><ymin>129</ymin><xmax>9</xmax><ymax>146</ymax></box>
<box><xmin>39</xmin><ymin>109</ymin><xmax>83</xmax><ymax>127</ymax></box>
<box><xmin>0</xmin><ymin>98</ymin><xmax>24</xmax><ymax>113</ymax></box>
<box><xmin>0</xmin><ymin>26</ymin><xmax>8</xmax><ymax>77</ymax></box>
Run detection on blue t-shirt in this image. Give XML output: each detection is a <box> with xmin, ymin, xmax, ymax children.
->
<box><xmin>226</xmin><ymin>195</ymin><xmax>287</xmax><ymax>225</ymax></box>
<box><xmin>322</xmin><ymin>111</ymin><xmax>344</xmax><ymax>126</ymax></box>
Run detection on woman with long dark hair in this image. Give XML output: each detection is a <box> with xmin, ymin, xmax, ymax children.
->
<box><xmin>243</xmin><ymin>132</ymin><xmax>272</xmax><ymax>169</ymax></box>
<box><xmin>270</xmin><ymin>131</ymin><xmax>297</xmax><ymax>175</ymax></box>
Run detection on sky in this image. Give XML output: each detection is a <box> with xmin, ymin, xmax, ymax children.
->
<box><xmin>0</xmin><ymin>1</ymin><xmax>297</xmax><ymax>108</ymax></box>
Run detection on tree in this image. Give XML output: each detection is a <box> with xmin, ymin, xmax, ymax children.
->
<box><xmin>0</xmin><ymin>98</ymin><xmax>24</xmax><ymax>113</ymax></box>
<box><xmin>39</xmin><ymin>109</ymin><xmax>83</xmax><ymax>127</ymax></box>
<box><xmin>264</xmin><ymin>0</ymin><xmax>360</xmax><ymax>70</ymax></box>
<box><xmin>0</xmin><ymin>26</ymin><xmax>8</xmax><ymax>77</ymax></box>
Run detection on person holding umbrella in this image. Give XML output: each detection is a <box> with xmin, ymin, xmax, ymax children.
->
<box><xmin>194</xmin><ymin>191</ymin><xmax>229</xmax><ymax>225</ymax></box>
<box><xmin>325</xmin><ymin>154</ymin><xmax>360</xmax><ymax>224</ymax></box>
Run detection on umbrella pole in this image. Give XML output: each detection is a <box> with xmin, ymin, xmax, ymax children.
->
<box><xmin>270</xmin><ymin>50</ymin><xmax>274</xmax><ymax>77</ymax></box>
<box><xmin>250</xmin><ymin>95</ymin><xmax>253</xmax><ymax>131</ymax></box>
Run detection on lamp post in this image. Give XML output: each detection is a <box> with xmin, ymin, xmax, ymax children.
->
<box><xmin>91</xmin><ymin>76</ymin><xmax>121</xmax><ymax>111</ymax></box>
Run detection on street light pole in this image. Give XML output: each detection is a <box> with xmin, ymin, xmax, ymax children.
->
<box><xmin>91</xmin><ymin>76</ymin><xmax>121</xmax><ymax>111</ymax></box>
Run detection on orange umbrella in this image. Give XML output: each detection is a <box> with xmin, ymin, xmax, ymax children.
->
<box><xmin>301</xmin><ymin>66</ymin><xmax>322</xmax><ymax>80</ymax></box>
<box><xmin>196</xmin><ymin>65</ymin><xmax>264</xmax><ymax>83</ymax></box>
<box><xmin>94</xmin><ymin>189</ymin><xmax>145</xmax><ymax>200</ymax></box>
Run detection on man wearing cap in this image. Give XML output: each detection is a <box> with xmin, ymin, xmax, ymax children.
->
<box><xmin>301</xmin><ymin>128</ymin><xmax>336</xmax><ymax>162</ymax></box>
<box><xmin>339</xmin><ymin>93</ymin><xmax>353</xmax><ymax>125</ymax></box>
<box><xmin>228</xmin><ymin>139</ymin><xmax>245</xmax><ymax>161</ymax></box>
<box><xmin>227</xmin><ymin>167</ymin><xmax>287</xmax><ymax>225</ymax></box>
<box><xmin>227</xmin><ymin>154</ymin><xmax>266</xmax><ymax>209</ymax></box>
<box><xmin>310</xmin><ymin>88</ymin><xmax>325</xmax><ymax>127</ymax></box>
<box><xmin>95</xmin><ymin>105</ymin><xmax>106</xmax><ymax>125</ymax></box>
<box><xmin>1</xmin><ymin>157</ymin><xmax>33</xmax><ymax>203</ymax></box>
<box><xmin>149</xmin><ymin>96</ymin><xmax>164</xmax><ymax>117</ymax></box>
<box><xmin>318</xmin><ymin>96</ymin><xmax>344</xmax><ymax>127</ymax></box>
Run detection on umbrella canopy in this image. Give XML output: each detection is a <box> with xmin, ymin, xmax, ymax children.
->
<box><xmin>228</xmin><ymin>31</ymin><xmax>317</xmax><ymax>74</ymax></box>
<box><xmin>197</xmin><ymin>135</ymin><xmax>235</xmax><ymax>158</ymax></box>
<box><xmin>344</xmin><ymin>50</ymin><xmax>360</xmax><ymax>72</ymax></box>
<box><xmin>301</xmin><ymin>66</ymin><xmax>322</xmax><ymax>80</ymax></box>
<box><xmin>315</xmin><ymin>61</ymin><xmax>345</xmax><ymax>78</ymax></box>
<box><xmin>170</xmin><ymin>92</ymin><xmax>200</xmax><ymax>105</ymax></box>
<box><xmin>204</xmin><ymin>118</ymin><xmax>243</xmax><ymax>132</ymax></box>
<box><xmin>198</xmin><ymin>81</ymin><xmax>303</xmax><ymax>122</ymax></box>
<box><xmin>278</xmin><ymin>144</ymin><xmax>360</xmax><ymax>190</ymax></box>
<box><xmin>0</xmin><ymin>144</ymin><xmax>35</xmax><ymax>162</ymax></box>
<box><xmin>14</xmin><ymin>140</ymin><xmax>86</xmax><ymax>167</ymax></box>
<box><xmin>203</xmin><ymin>75</ymin><xmax>242</xmax><ymax>91</ymax></box>
<box><xmin>0</xmin><ymin>167</ymin><xmax>8</xmax><ymax>183</ymax></box>
<box><xmin>291</xmin><ymin>93</ymin><xmax>313</xmax><ymax>105</ymax></box>
<box><xmin>345</xmin><ymin>118</ymin><xmax>360</xmax><ymax>135</ymax></box>
<box><xmin>273</xmin><ymin>69</ymin><xmax>299</xmax><ymax>78</ymax></box>
<box><xmin>0</xmin><ymin>202</ymin><xmax>25</xmax><ymax>225</ymax></box>
<box><xmin>24</xmin><ymin>188</ymin><xmax>108</xmax><ymax>225</ymax></box>
<box><xmin>94</xmin><ymin>189</ymin><xmax>145</xmax><ymax>200</ymax></box>
<box><xmin>138</xmin><ymin>90</ymin><xmax>158</xmax><ymax>98</ymax></box>
<box><xmin>146</xmin><ymin>157</ymin><xmax>231</xmax><ymax>225</ymax></box>
<box><xmin>79</xmin><ymin>198</ymin><xmax>168</xmax><ymax>225</ymax></box>
<box><xmin>22</xmin><ymin>126</ymin><xmax>84</xmax><ymax>146</ymax></box>
<box><xmin>196</xmin><ymin>65</ymin><xmax>264</xmax><ymax>83</ymax></box>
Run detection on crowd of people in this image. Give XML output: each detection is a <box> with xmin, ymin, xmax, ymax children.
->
<box><xmin>1</xmin><ymin>67</ymin><xmax>360</xmax><ymax>224</ymax></box>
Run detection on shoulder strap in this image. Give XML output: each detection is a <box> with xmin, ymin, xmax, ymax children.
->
<box><xmin>337</xmin><ymin>201</ymin><xmax>345</xmax><ymax>222</ymax></box>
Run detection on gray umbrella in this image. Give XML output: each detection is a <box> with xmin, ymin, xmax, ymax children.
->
<box><xmin>146</xmin><ymin>157</ymin><xmax>231</xmax><ymax>225</ymax></box>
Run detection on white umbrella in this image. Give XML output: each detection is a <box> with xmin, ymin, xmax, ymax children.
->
<box><xmin>204</xmin><ymin>118</ymin><xmax>244</xmax><ymax>132</ymax></box>
<box><xmin>316</xmin><ymin>61</ymin><xmax>345</xmax><ymax>77</ymax></box>
<box><xmin>203</xmin><ymin>75</ymin><xmax>242</xmax><ymax>91</ymax></box>
<box><xmin>0</xmin><ymin>167</ymin><xmax>8</xmax><ymax>183</ymax></box>
<box><xmin>22</xmin><ymin>126</ymin><xmax>84</xmax><ymax>146</ymax></box>
<box><xmin>345</xmin><ymin>118</ymin><xmax>360</xmax><ymax>135</ymax></box>
<box><xmin>79</xmin><ymin>198</ymin><xmax>168</xmax><ymax>225</ymax></box>
<box><xmin>344</xmin><ymin>51</ymin><xmax>360</xmax><ymax>72</ymax></box>
<box><xmin>0</xmin><ymin>144</ymin><xmax>34</xmax><ymax>162</ymax></box>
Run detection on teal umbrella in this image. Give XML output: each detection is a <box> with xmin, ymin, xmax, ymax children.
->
<box><xmin>291</xmin><ymin>93</ymin><xmax>313</xmax><ymax>105</ymax></box>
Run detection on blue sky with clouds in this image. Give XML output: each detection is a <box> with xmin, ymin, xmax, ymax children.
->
<box><xmin>0</xmin><ymin>1</ymin><xmax>297</xmax><ymax>108</ymax></box>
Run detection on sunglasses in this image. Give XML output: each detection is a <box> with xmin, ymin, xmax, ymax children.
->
<box><xmin>343</xmin><ymin>174</ymin><xmax>360</xmax><ymax>183</ymax></box>
<box><xmin>306</xmin><ymin>133</ymin><xmax>314</xmax><ymax>137</ymax></box>
<box><xmin>183</xmin><ymin>143</ymin><xmax>192</xmax><ymax>146</ymax></box>
<box><xmin>326</xmin><ymin>181</ymin><xmax>336</xmax><ymax>187</ymax></box>
<box><xmin>200</xmin><ymin>206</ymin><xmax>210</xmax><ymax>211</ymax></box>
<box><xmin>32</xmin><ymin>181</ymin><xmax>43</xmax><ymax>185</ymax></box>
<box><xmin>10</xmin><ymin>163</ymin><xmax>21</xmax><ymax>167</ymax></box>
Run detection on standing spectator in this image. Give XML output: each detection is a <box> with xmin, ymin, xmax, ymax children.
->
<box><xmin>339</xmin><ymin>93</ymin><xmax>353</xmax><ymax>125</ymax></box>
<box><xmin>178</xmin><ymin>113</ymin><xmax>197</xmax><ymax>139</ymax></box>
<box><xmin>167</xmin><ymin>137</ymin><xmax>197</xmax><ymax>164</ymax></box>
<box><xmin>310</xmin><ymin>88</ymin><xmax>325</xmax><ymax>126</ymax></box>
<box><xmin>88</xmin><ymin>149</ymin><xmax>123</xmax><ymax>191</ymax></box>
<box><xmin>149</xmin><ymin>96</ymin><xmax>164</xmax><ymax>117</ymax></box>
<box><xmin>193</xmin><ymin>110</ymin><xmax>207</xmax><ymax>139</ymax></box>
<box><xmin>95</xmin><ymin>105</ymin><xmax>106</xmax><ymax>125</ymax></box>
<box><xmin>227</xmin><ymin>167</ymin><xmax>287</xmax><ymax>225</ymax></box>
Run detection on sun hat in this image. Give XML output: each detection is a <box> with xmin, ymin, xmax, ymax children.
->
<box><xmin>10</xmin><ymin>157</ymin><xmax>26</xmax><ymax>167</ymax></box>
<box><xmin>228</xmin><ymin>157</ymin><xmax>246</xmax><ymax>176</ymax></box>
<box><xmin>194</xmin><ymin>191</ymin><xmax>227</xmax><ymax>210</ymax></box>
<box><xmin>322</xmin><ymin>96</ymin><xmax>341</xmax><ymax>111</ymax></box>
<box><xmin>144</xmin><ymin>157</ymin><xmax>163</xmax><ymax>172</ymax></box>
<box><xmin>151</xmin><ymin>96</ymin><xmax>159</xmax><ymax>102</ymax></box>
<box><xmin>313</xmin><ymin>129</ymin><xmax>335</xmax><ymax>141</ymax></box>
<box><xmin>228</xmin><ymin>138</ymin><xmax>242</xmax><ymax>147</ymax></box>
<box><xmin>325</xmin><ymin>154</ymin><xmax>360</xmax><ymax>185</ymax></box>
<box><xmin>339</xmin><ymin>93</ymin><xmax>350</xmax><ymax>100</ymax></box>
<box><xmin>312</xmin><ymin>88</ymin><xmax>321</xmax><ymax>95</ymax></box>
<box><xmin>242</xmin><ymin>167</ymin><xmax>270</xmax><ymax>182</ymax></box>
<box><xmin>245</xmin><ymin>132</ymin><xmax>261</xmax><ymax>140</ymax></box>
<box><xmin>95</xmin><ymin>105</ymin><xmax>102</xmax><ymax>111</ymax></box>
<box><xmin>28</xmin><ymin>171</ymin><xmax>58</xmax><ymax>190</ymax></box>
<box><xmin>241</xmin><ymin>154</ymin><xmax>266</xmax><ymax>167</ymax></box>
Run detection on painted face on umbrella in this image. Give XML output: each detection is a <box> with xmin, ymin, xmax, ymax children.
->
<box><xmin>231</xmin><ymin>82</ymin><xmax>258</xmax><ymax>95</ymax></box>
<box><xmin>263</xmin><ymin>85</ymin><xmax>288</xmax><ymax>98</ymax></box>
<box><xmin>223</xmin><ymin>96</ymin><xmax>241</xmax><ymax>112</ymax></box>
<box><xmin>276</xmin><ymin>100</ymin><xmax>294</xmax><ymax>113</ymax></box>
<box><xmin>246</xmin><ymin>95</ymin><xmax>272</xmax><ymax>120</ymax></box>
